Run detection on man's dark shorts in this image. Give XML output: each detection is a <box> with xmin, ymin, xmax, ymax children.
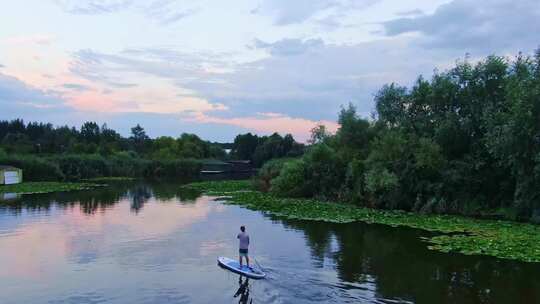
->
<box><xmin>239</xmin><ymin>248</ymin><xmax>248</xmax><ymax>257</ymax></box>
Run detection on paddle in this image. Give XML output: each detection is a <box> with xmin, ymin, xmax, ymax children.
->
<box><xmin>252</xmin><ymin>254</ymin><xmax>265</xmax><ymax>273</ymax></box>
<box><xmin>251</xmin><ymin>243</ymin><xmax>266</xmax><ymax>274</ymax></box>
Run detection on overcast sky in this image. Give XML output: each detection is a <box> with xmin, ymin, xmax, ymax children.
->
<box><xmin>1</xmin><ymin>0</ymin><xmax>539</xmax><ymax>142</ymax></box>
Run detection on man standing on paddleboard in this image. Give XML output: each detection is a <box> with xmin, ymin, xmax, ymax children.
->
<box><xmin>237</xmin><ymin>226</ymin><xmax>250</xmax><ymax>269</ymax></box>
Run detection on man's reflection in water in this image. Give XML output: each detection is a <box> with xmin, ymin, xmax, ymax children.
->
<box><xmin>233</xmin><ymin>276</ymin><xmax>253</xmax><ymax>304</ymax></box>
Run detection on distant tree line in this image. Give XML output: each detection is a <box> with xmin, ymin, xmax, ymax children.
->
<box><xmin>0</xmin><ymin>120</ymin><xmax>227</xmax><ymax>158</ymax></box>
<box><xmin>257</xmin><ymin>50</ymin><xmax>540</xmax><ymax>223</ymax></box>
<box><xmin>0</xmin><ymin>120</ymin><xmax>303</xmax><ymax>180</ymax></box>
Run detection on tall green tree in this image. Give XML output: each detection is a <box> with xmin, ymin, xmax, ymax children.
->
<box><xmin>130</xmin><ymin>124</ymin><xmax>149</xmax><ymax>154</ymax></box>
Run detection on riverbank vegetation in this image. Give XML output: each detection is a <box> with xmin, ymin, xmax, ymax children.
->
<box><xmin>3</xmin><ymin>50</ymin><xmax>539</xmax><ymax>223</ymax></box>
<box><xmin>254</xmin><ymin>50</ymin><xmax>540</xmax><ymax>223</ymax></box>
<box><xmin>0</xmin><ymin>121</ymin><xmax>303</xmax><ymax>181</ymax></box>
<box><xmin>184</xmin><ymin>180</ymin><xmax>540</xmax><ymax>262</ymax></box>
<box><xmin>0</xmin><ymin>181</ymin><xmax>103</xmax><ymax>195</ymax></box>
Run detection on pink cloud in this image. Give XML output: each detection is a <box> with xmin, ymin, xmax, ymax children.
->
<box><xmin>67</xmin><ymin>90</ymin><xmax>138</xmax><ymax>112</ymax></box>
<box><xmin>191</xmin><ymin>112</ymin><xmax>339</xmax><ymax>142</ymax></box>
<box><xmin>65</xmin><ymin>88</ymin><xmax>228</xmax><ymax>114</ymax></box>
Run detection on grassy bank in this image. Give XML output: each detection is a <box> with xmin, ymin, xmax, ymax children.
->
<box><xmin>0</xmin><ymin>182</ymin><xmax>104</xmax><ymax>195</ymax></box>
<box><xmin>183</xmin><ymin>180</ymin><xmax>540</xmax><ymax>263</ymax></box>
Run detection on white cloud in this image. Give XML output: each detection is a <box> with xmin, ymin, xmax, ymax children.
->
<box><xmin>187</xmin><ymin>37</ymin><xmax>451</xmax><ymax>121</ymax></box>
<box><xmin>55</xmin><ymin>0</ymin><xmax>133</xmax><ymax>14</ymax></box>
<box><xmin>396</xmin><ymin>9</ymin><xmax>424</xmax><ymax>17</ymax></box>
<box><xmin>252</xmin><ymin>0</ymin><xmax>379</xmax><ymax>25</ymax></box>
<box><xmin>253</xmin><ymin>38</ymin><xmax>324</xmax><ymax>56</ymax></box>
<box><xmin>55</xmin><ymin>0</ymin><xmax>198</xmax><ymax>25</ymax></box>
<box><xmin>62</xmin><ymin>37</ymin><xmax>465</xmax><ymax>123</ymax></box>
<box><xmin>62</xmin><ymin>83</ymin><xmax>91</xmax><ymax>92</ymax></box>
<box><xmin>66</xmin><ymin>48</ymin><xmax>231</xmax><ymax>115</ymax></box>
<box><xmin>70</xmin><ymin>48</ymin><xmax>234</xmax><ymax>88</ymax></box>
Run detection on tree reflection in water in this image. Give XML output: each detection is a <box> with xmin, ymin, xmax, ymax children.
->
<box><xmin>278</xmin><ymin>217</ymin><xmax>540</xmax><ymax>303</ymax></box>
<box><xmin>149</xmin><ymin>180</ymin><xmax>201</xmax><ymax>202</ymax></box>
<box><xmin>0</xmin><ymin>180</ymin><xmax>205</xmax><ymax>216</ymax></box>
<box><xmin>129</xmin><ymin>184</ymin><xmax>152</xmax><ymax>213</ymax></box>
<box><xmin>0</xmin><ymin>182</ymin><xmax>132</xmax><ymax>215</ymax></box>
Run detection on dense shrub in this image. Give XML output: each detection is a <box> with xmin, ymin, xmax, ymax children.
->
<box><xmin>340</xmin><ymin>159</ymin><xmax>366</xmax><ymax>203</ymax></box>
<box><xmin>143</xmin><ymin>159</ymin><xmax>202</xmax><ymax>179</ymax></box>
<box><xmin>0</xmin><ymin>155</ymin><xmax>64</xmax><ymax>181</ymax></box>
<box><xmin>51</xmin><ymin>154</ymin><xmax>112</xmax><ymax>180</ymax></box>
<box><xmin>303</xmin><ymin>144</ymin><xmax>345</xmax><ymax>200</ymax></box>
<box><xmin>254</xmin><ymin>158</ymin><xmax>294</xmax><ymax>192</ymax></box>
<box><xmin>270</xmin><ymin>159</ymin><xmax>311</xmax><ymax>197</ymax></box>
<box><xmin>108</xmin><ymin>152</ymin><xmax>149</xmax><ymax>177</ymax></box>
<box><xmin>0</xmin><ymin>152</ymin><xmax>203</xmax><ymax>182</ymax></box>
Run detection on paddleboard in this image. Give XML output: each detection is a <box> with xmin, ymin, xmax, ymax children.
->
<box><xmin>217</xmin><ymin>256</ymin><xmax>266</xmax><ymax>279</ymax></box>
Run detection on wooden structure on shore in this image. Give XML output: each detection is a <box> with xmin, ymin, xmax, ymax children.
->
<box><xmin>200</xmin><ymin>160</ymin><xmax>253</xmax><ymax>174</ymax></box>
<box><xmin>0</xmin><ymin>166</ymin><xmax>23</xmax><ymax>185</ymax></box>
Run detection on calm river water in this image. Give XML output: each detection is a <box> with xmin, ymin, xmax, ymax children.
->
<box><xmin>0</xmin><ymin>181</ymin><xmax>539</xmax><ymax>304</ymax></box>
